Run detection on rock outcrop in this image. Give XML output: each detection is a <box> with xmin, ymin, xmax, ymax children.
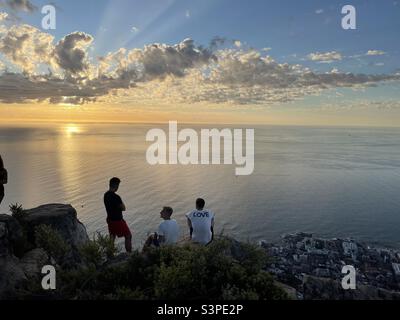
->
<box><xmin>0</xmin><ymin>204</ymin><xmax>88</xmax><ymax>299</ymax></box>
<box><xmin>0</xmin><ymin>214</ymin><xmax>23</xmax><ymax>257</ymax></box>
<box><xmin>18</xmin><ymin>204</ymin><xmax>88</xmax><ymax>248</ymax></box>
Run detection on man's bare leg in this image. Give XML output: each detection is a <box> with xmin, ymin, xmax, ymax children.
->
<box><xmin>125</xmin><ymin>235</ymin><xmax>132</xmax><ymax>253</ymax></box>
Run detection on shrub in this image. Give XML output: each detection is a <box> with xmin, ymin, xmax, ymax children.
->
<box><xmin>79</xmin><ymin>232</ymin><xmax>117</xmax><ymax>267</ymax></box>
<box><xmin>9</xmin><ymin>203</ymin><xmax>25</xmax><ymax>221</ymax></box>
<box><xmin>7</xmin><ymin>203</ymin><xmax>31</xmax><ymax>257</ymax></box>
<box><xmin>58</xmin><ymin>237</ymin><xmax>287</xmax><ymax>300</ymax></box>
<box><xmin>34</xmin><ymin>224</ymin><xmax>70</xmax><ymax>261</ymax></box>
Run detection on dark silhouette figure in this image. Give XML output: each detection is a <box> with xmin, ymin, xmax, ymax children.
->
<box><xmin>104</xmin><ymin>177</ymin><xmax>132</xmax><ymax>252</ymax></box>
<box><xmin>0</xmin><ymin>155</ymin><xmax>7</xmax><ymax>205</ymax></box>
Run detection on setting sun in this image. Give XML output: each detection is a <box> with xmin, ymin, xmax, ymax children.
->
<box><xmin>64</xmin><ymin>124</ymin><xmax>81</xmax><ymax>137</ymax></box>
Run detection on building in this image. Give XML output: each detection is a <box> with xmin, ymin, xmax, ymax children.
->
<box><xmin>392</xmin><ymin>263</ymin><xmax>400</xmax><ymax>277</ymax></box>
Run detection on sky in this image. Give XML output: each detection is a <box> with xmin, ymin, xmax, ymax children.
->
<box><xmin>0</xmin><ymin>0</ymin><xmax>399</xmax><ymax>125</ymax></box>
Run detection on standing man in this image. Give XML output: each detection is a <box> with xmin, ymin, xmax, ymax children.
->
<box><xmin>0</xmin><ymin>155</ymin><xmax>7</xmax><ymax>206</ymax></box>
<box><xmin>186</xmin><ymin>198</ymin><xmax>215</xmax><ymax>245</ymax></box>
<box><xmin>104</xmin><ymin>177</ymin><xmax>132</xmax><ymax>253</ymax></box>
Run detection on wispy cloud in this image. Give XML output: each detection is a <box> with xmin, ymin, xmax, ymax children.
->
<box><xmin>366</xmin><ymin>50</ymin><xmax>386</xmax><ymax>56</ymax></box>
<box><xmin>131</xmin><ymin>26</ymin><xmax>140</xmax><ymax>33</ymax></box>
<box><xmin>0</xmin><ymin>11</ymin><xmax>8</xmax><ymax>20</ymax></box>
<box><xmin>234</xmin><ymin>40</ymin><xmax>241</xmax><ymax>48</ymax></box>
<box><xmin>307</xmin><ymin>51</ymin><xmax>342</xmax><ymax>63</ymax></box>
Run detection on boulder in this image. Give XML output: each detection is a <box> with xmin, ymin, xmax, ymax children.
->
<box><xmin>0</xmin><ymin>249</ymin><xmax>51</xmax><ymax>299</ymax></box>
<box><xmin>20</xmin><ymin>248</ymin><xmax>50</xmax><ymax>278</ymax></box>
<box><xmin>0</xmin><ymin>255</ymin><xmax>27</xmax><ymax>299</ymax></box>
<box><xmin>18</xmin><ymin>204</ymin><xmax>89</xmax><ymax>248</ymax></box>
<box><xmin>1</xmin><ymin>204</ymin><xmax>89</xmax><ymax>299</ymax></box>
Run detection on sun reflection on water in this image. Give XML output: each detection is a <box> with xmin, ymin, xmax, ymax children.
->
<box><xmin>64</xmin><ymin>124</ymin><xmax>82</xmax><ymax>137</ymax></box>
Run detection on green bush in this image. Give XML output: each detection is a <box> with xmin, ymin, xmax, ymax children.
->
<box><xmin>58</xmin><ymin>238</ymin><xmax>287</xmax><ymax>300</ymax></box>
<box><xmin>79</xmin><ymin>232</ymin><xmax>117</xmax><ymax>267</ymax></box>
<box><xmin>34</xmin><ymin>224</ymin><xmax>70</xmax><ymax>260</ymax></box>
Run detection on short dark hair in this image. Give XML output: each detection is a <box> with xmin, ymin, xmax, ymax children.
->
<box><xmin>196</xmin><ymin>198</ymin><xmax>205</xmax><ymax>209</ymax></box>
<box><xmin>109</xmin><ymin>177</ymin><xmax>121</xmax><ymax>188</ymax></box>
<box><xmin>162</xmin><ymin>206</ymin><xmax>173</xmax><ymax>216</ymax></box>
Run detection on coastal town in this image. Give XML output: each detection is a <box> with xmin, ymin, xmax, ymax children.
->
<box><xmin>260</xmin><ymin>232</ymin><xmax>400</xmax><ymax>299</ymax></box>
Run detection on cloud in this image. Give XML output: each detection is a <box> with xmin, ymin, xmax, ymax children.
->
<box><xmin>308</xmin><ymin>51</ymin><xmax>342</xmax><ymax>63</ymax></box>
<box><xmin>168</xmin><ymin>50</ymin><xmax>398</xmax><ymax>105</ymax></box>
<box><xmin>209</xmin><ymin>36</ymin><xmax>227</xmax><ymax>50</ymax></box>
<box><xmin>0</xmin><ymin>22</ymin><xmax>398</xmax><ymax>106</ymax></box>
<box><xmin>0</xmin><ymin>11</ymin><xmax>8</xmax><ymax>20</ymax></box>
<box><xmin>366</xmin><ymin>50</ymin><xmax>386</xmax><ymax>56</ymax></box>
<box><xmin>0</xmin><ymin>24</ymin><xmax>54</xmax><ymax>73</ymax></box>
<box><xmin>2</xmin><ymin>0</ymin><xmax>37</xmax><ymax>13</ymax></box>
<box><xmin>320</xmin><ymin>100</ymin><xmax>400</xmax><ymax>111</ymax></box>
<box><xmin>122</xmin><ymin>38</ymin><xmax>215</xmax><ymax>80</ymax></box>
<box><xmin>131</xmin><ymin>26</ymin><xmax>139</xmax><ymax>33</ymax></box>
<box><xmin>0</xmin><ymin>35</ymin><xmax>217</xmax><ymax>104</ymax></box>
<box><xmin>53</xmin><ymin>32</ymin><xmax>93</xmax><ymax>76</ymax></box>
<box><xmin>234</xmin><ymin>40</ymin><xmax>242</xmax><ymax>48</ymax></box>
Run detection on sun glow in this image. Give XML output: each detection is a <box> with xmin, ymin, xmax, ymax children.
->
<box><xmin>64</xmin><ymin>124</ymin><xmax>82</xmax><ymax>137</ymax></box>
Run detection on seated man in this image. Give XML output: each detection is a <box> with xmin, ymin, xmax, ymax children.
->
<box><xmin>144</xmin><ymin>207</ymin><xmax>180</xmax><ymax>249</ymax></box>
<box><xmin>158</xmin><ymin>206</ymin><xmax>180</xmax><ymax>245</ymax></box>
<box><xmin>186</xmin><ymin>198</ymin><xmax>215</xmax><ymax>245</ymax></box>
<box><xmin>104</xmin><ymin>177</ymin><xmax>132</xmax><ymax>253</ymax></box>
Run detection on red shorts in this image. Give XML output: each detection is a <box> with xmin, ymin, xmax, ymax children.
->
<box><xmin>107</xmin><ymin>219</ymin><xmax>132</xmax><ymax>238</ymax></box>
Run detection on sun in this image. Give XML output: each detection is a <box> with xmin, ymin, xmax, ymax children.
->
<box><xmin>64</xmin><ymin>124</ymin><xmax>81</xmax><ymax>137</ymax></box>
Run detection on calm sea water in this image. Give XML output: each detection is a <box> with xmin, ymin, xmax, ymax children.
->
<box><xmin>1</xmin><ymin>122</ymin><xmax>400</xmax><ymax>248</ymax></box>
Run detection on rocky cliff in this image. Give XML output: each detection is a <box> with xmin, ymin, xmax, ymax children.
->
<box><xmin>0</xmin><ymin>204</ymin><xmax>88</xmax><ymax>299</ymax></box>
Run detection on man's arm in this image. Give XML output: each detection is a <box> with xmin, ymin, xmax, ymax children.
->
<box><xmin>118</xmin><ymin>195</ymin><xmax>126</xmax><ymax>211</ymax></box>
<box><xmin>158</xmin><ymin>225</ymin><xmax>166</xmax><ymax>244</ymax></box>
<box><xmin>158</xmin><ymin>235</ymin><xmax>166</xmax><ymax>243</ymax></box>
<box><xmin>187</xmin><ymin>218</ymin><xmax>193</xmax><ymax>240</ymax></box>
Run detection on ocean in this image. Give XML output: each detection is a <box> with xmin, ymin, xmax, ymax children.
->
<box><xmin>1</xmin><ymin>122</ymin><xmax>400</xmax><ymax>248</ymax></box>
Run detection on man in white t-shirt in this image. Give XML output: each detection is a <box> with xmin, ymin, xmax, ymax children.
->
<box><xmin>157</xmin><ymin>206</ymin><xmax>180</xmax><ymax>245</ymax></box>
<box><xmin>186</xmin><ymin>198</ymin><xmax>215</xmax><ymax>245</ymax></box>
